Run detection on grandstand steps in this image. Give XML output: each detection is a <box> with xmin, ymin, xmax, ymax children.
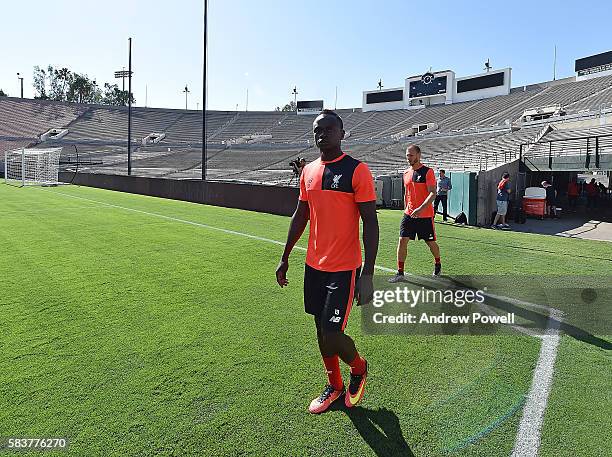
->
<box><xmin>372</xmin><ymin>109</ymin><xmax>423</xmax><ymax>139</ymax></box>
<box><xmin>211</xmin><ymin>144</ymin><xmax>314</xmax><ymax>181</ymax></box>
<box><xmin>266</xmin><ymin>113</ymin><xmax>315</xmax><ymax>143</ymax></box>
<box><xmin>436</xmin><ymin>99</ymin><xmax>485</xmax><ymax>128</ymax></box>
<box><xmin>478</xmin><ymin>86</ymin><xmax>554</xmax><ymax>127</ymax></box>
<box><xmin>337</xmin><ymin>111</ymin><xmax>359</xmax><ymax>130</ymax></box>
<box><xmin>519</xmin><ymin>124</ymin><xmax>554</xmax><ymax>157</ymax></box>
<box><xmin>208</xmin><ymin>112</ymin><xmax>240</xmax><ymax>141</ymax></box>
<box><xmin>565</xmin><ymin>82</ymin><xmax>612</xmax><ymax>111</ymax></box>
<box><xmin>342</xmin><ymin>111</ymin><xmax>377</xmax><ymax>138</ymax></box>
<box><xmin>163</xmin><ymin>112</ymin><xmax>189</xmax><ymax>133</ymax></box>
<box><xmin>260</xmin><ymin>113</ymin><xmax>290</xmax><ymax>135</ymax></box>
<box><xmin>428</xmin><ymin>132</ymin><xmax>506</xmax><ymax>171</ymax></box>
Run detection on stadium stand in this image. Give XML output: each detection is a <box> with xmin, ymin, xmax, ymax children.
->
<box><xmin>1</xmin><ymin>72</ymin><xmax>611</xmax><ymax>183</ymax></box>
<box><xmin>0</xmin><ymin>97</ymin><xmax>86</xmax><ymax>140</ymax></box>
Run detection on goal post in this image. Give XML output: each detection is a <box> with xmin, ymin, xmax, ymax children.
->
<box><xmin>4</xmin><ymin>148</ymin><xmax>62</xmax><ymax>187</ymax></box>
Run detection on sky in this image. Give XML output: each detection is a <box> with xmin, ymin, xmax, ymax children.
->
<box><xmin>1</xmin><ymin>0</ymin><xmax>611</xmax><ymax>111</ymax></box>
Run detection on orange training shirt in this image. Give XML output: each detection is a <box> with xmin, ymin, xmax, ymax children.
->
<box><xmin>403</xmin><ymin>164</ymin><xmax>436</xmax><ymax>217</ymax></box>
<box><xmin>299</xmin><ymin>153</ymin><xmax>376</xmax><ymax>272</ymax></box>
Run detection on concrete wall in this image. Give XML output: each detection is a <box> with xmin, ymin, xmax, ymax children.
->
<box><xmin>59</xmin><ymin>172</ymin><xmax>300</xmax><ymax>216</ymax></box>
<box><xmin>476</xmin><ymin>160</ymin><xmax>521</xmax><ymax>226</ymax></box>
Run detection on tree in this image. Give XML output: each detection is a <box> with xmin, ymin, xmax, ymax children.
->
<box><xmin>102</xmin><ymin>83</ymin><xmax>135</xmax><ymax>106</ymax></box>
<box><xmin>32</xmin><ymin>64</ymin><xmax>134</xmax><ymax>106</ymax></box>
<box><xmin>0</xmin><ymin>89</ymin><xmax>7</xmax><ymax>97</ymax></box>
<box><xmin>33</xmin><ymin>66</ymin><xmax>48</xmax><ymax>99</ymax></box>
<box><xmin>50</xmin><ymin>67</ymin><xmax>72</xmax><ymax>101</ymax></box>
<box><xmin>67</xmin><ymin>73</ymin><xmax>102</xmax><ymax>104</ymax></box>
<box><xmin>275</xmin><ymin>100</ymin><xmax>297</xmax><ymax>112</ymax></box>
<box><xmin>33</xmin><ymin>65</ymin><xmax>73</xmax><ymax>101</ymax></box>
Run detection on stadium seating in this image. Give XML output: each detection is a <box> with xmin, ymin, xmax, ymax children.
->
<box><xmin>0</xmin><ymin>98</ymin><xmax>86</xmax><ymax>140</ymax></box>
<box><xmin>1</xmin><ymin>72</ymin><xmax>611</xmax><ymax>181</ymax></box>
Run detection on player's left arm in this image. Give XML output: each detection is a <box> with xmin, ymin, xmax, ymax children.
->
<box><xmin>357</xmin><ymin>201</ymin><xmax>378</xmax><ymax>306</ymax></box>
<box><xmin>358</xmin><ymin>201</ymin><xmax>379</xmax><ymax>276</ymax></box>
<box><xmin>353</xmin><ymin>164</ymin><xmax>379</xmax><ymax>305</ymax></box>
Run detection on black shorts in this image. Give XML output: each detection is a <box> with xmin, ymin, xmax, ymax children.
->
<box><xmin>304</xmin><ymin>264</ymin><xmax>360</xmax><ymax>332</ymax></box>
<box><xmin>399</xmin><ymin>214</ymin><xmax>436</xmax><ymax>241</ymax></box>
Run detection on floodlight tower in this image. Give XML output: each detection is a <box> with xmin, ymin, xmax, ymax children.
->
<box><xmin>183</xmin><ymin>85</ymin><xmax>190</xmax><ymax>110</ymax></box>
<box><xmin>292</xmin><ymin>86</ymin><xmax>298</xmax><ymax>110</ymax></box>
<box><xmin>377</xmin><ymin>79</ymin><xmax>383</xmax><ymax>90</ymax></box>
<box><xmin>114</xmin><ymin>38</ymin><xmax>134</xmax><ymax>175</ymax></box>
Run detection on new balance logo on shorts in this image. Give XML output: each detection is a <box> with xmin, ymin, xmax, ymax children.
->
<box><xmin>329</xmin><ymin>308</ymin><xmax>341</xmax><ymax>323</ymax></box>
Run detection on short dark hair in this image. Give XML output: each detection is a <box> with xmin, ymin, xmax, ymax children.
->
<box><xmin>407</xmin><ymin>144</ymin><xmax>421</xmax><ymax>154</ymax></box>
<box><xmin>502</xmin><ymin>172</ymin><xmax>510</xmax><ymax>179</ymax></box>
<box><xmin>318</xmin><ymin>109</ymin><xmax>343</xmax><ymax>129</ymax></box>
<box><xmin>440</xmin><ymin>169</ymin><xmax>446</xmax><ymax>174</ymax></box>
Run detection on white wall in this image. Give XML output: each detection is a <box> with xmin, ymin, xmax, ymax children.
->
<box><xmin>576</xmin><ymin>68</ymin><xmax>612</xmax><ymax>81</ymax></box>
<box><xmin>360</xmin><ymin>68</ymin><xmax>512</xmax><ymax>111</ymax></box>
<box><xmin>453</xmin><ymin>68</ymin><xmax>511</xmax><ymax>103</ymax></box>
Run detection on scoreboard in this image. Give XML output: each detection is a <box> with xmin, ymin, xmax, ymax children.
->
<box><xmin>409</xmin><ymin>73</ymin><xmax>447</xmax><ymax>98</ymax></box>
<box><xmin>457</xmin><ymin>72</ymin><xmax>505</xmax><ymax>93</ymax></box>
<box><xmin>362</xmin><ymin>68</ymin><xmax>511</xmax><ymax>111</ymax></box>
<box><xmin>575</xmin><ymin>50</ymin><xmax>612</xmax><ymax>76</ymax></box>
<box><xmin>366</xmin><ymin>89</ymin><xmax>404</xmax><ymax>104</ymax></box>
<box><xmin>296</xmin><ymin>100</ymin><xmax>323</xmax><ymax>115</ymax></box>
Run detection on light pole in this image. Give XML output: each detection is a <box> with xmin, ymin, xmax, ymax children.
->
<box><xmin>92</xmin><ymin>80</ymin><xmax>98</xmax><ymax>104</ymax></box>
<box><xmin>202</xmin><ymin>0</ymin><xmax>208</xmax><ymax>181</ymax></box>
<box><xmin>128</xmin><ymin>37</ymin><xmax>132</xmax><ymax>176</ymax></box>
<box><xmin>17</xmin><ymin>73</ymin><xmax>24</xmax><ymax>98</ymax></box>
<box><xmin>334</xmin><ymin>86</ymin><xmax>338</xmax><ymax>110</ymax></box>
<box><xmin>114</xmin><ymin>40</ymin><xmax>134</xmax><ymax>175</ymax></box>
<box><xmin>183</xmin><ymin>85</ymin><xmax>190</xmax><ymax>110</ymax></box>
<box><xmin>114</xmin><ymin>46</ymin><xmax>134</xmax><ymax>175</ymax></box>
<box><xmin>292</xmin><ymin>86</ymin><xmax>298</xmax><ymax>110</ymax></box>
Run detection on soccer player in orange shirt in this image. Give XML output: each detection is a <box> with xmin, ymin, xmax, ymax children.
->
<box><xmin>389</xmin><ymin>144</ymin><xmax>442</xmax><ymax>281</ymax></box>
<box><xmin>276</xmin><ymin>110</ymin><xmax>379</xmax><ymax>414</ymax></box>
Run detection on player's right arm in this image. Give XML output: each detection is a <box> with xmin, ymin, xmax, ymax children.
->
<box><xmin>276</xmin><ymin>171</ymin><xmax>310</xmax><ymax>287</ymax></box>
<box><xmin>276</xmin><ymin>200</ymin><xmax>309</xmax><ymax>287</ymax></box>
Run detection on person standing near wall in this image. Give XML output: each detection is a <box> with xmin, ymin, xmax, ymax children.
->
<box><xmin>491</xmin><ymin>172</ymin><xmax>511</xmax><ymax>229</ymax></box>
<box><xmin>542</xmin><ymin>181</ymin><xmax>558</xmax><ymax>218</ymax></box>
<box><xmin>434</xmin><ymin>170</ymin><xmax>452</xmax><ymax>222</ymax></box>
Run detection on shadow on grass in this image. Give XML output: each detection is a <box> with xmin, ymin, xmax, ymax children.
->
<box><xmin>330</xmin><ymin>403</ymin><xmax>414</xmax><ymax>456</ymax></box>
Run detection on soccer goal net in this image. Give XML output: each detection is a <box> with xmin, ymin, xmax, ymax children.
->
<box><xmin>4</xmin><ymin>148</ymin><xmax>62</xmax><ymax>187</ymax></box>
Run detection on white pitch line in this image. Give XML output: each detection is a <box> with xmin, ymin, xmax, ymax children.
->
<box><xmin>511</xmin><ymin>310</ymin><xmax>562</xmax><ymax>457</ymax></box>
<box><xmin>41</xmin><ymin>189</ymin><xmax>406</xmax><ymax>274</ymax></box>
<box><xmin>43</xmin><ymin>187</ymin><xmax>560</xmax><ymax>454</ymax></box>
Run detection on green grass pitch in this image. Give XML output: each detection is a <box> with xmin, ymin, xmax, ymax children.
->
<box><xmin>0</xmin><ymin>184</ymin><xmax>610</xmax><ymax>456</ymax></box>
